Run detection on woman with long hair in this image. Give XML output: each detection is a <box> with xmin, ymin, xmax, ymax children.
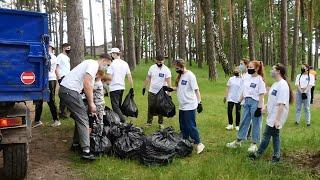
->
<box><xmin>226</xmin><ymin>60</ymin><xmax>266</xmax><ymax>153</ymax></box>
<box><xmin>249</xmin><ymin>63</ymin><xmax>293</xmax><ymax>162</ymax></box>
<box><xmin>295</xmin><ymin>64</ymin><xmax>315</xmax><ymax>127</ymax></box>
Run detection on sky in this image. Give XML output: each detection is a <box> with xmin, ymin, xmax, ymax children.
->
<box><xmin>0</xmin><ymin>0</ymin><xmax>112</xmax><ymax>46</ymax></box>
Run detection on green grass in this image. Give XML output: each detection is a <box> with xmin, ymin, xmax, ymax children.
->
<box><xmin>39</xmin><ymin>61</ymin><xmax>320</xmax><ymax>179</ymax></box>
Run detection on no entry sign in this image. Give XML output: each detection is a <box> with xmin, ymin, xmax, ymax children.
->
<box><xmin>20</xmin><ymin>71</ymin><xmax>36</xmax><ymax>85</ymax></box>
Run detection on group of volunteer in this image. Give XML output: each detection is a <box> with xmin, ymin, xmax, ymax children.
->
<box><xmin>224</xmin><ymin>59</ymin><xmax>316</xmax><ymax>162</ymax></box>
<box><xmin>34</xmin><ymin>43</ymin><xmax>205</xmax><ymax>160</ymax></box>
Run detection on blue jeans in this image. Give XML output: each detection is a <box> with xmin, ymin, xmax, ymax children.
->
<box><xmin>257</xmin><ymin>125</ymin><xmax>280</xmax><ymax>158</ymax></box>
<box><xmin>179</xmin><ymin>110</ymin><xmax>201</xmax><ymax>144</ymax></box>
<box><xmin>296</xmin><ymin>91</ymin><xmax>311</xmax><ymax>124</ymax></box>
<box><xmin>237</xmin><ymin>98</ymin><xmax>262</xmax><ymax>144</ymax></box>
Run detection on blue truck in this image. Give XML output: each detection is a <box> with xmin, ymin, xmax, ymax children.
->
<box><xmin>0</xmin><ymin>8</ymin><xmax>50</xmax><ymax>178</ymax></box>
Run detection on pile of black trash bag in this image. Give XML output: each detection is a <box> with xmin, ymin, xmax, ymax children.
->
<box><xmin>140</xmin><ymin>127</ymin><xmax>193</xmax><ymax>166</ymax></box>
<box><xmin>89</xmin><ymin>107</ymin><xmax>193</xmax><ymax>166</ymax></box>
<box><xmin>150</xmin><ymin>88</ymin><xmax>176</xmax><ymax>118</ymax></box>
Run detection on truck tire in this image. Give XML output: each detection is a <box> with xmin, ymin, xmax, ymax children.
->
<box><xmin>3</xmin><ymin>143</ymin><xmax>28</xmax><ymax>179</ymax></box>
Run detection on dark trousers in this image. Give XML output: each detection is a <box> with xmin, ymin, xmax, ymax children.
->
<box><xmin>35</xmin><ymin>80</ymin><xmax>58</xmax><ymax>122</ymax></box>
<box><xmin>110</xmin><ymin>90</ymin><xmax>126</xmax><ymax>123</ymax></box>
<box><xmin>179</xmin><ymin>109</ymin><xmax>201</xmax><ymax>144</ymax></box>
<box><xmin>58</xmin><ymin>76</ymin><xmax>67</xmax><ymax>115</ymax></box>
<box><xmin>311</xmin><ymin>86</ymin><xmax>315</xmax><ymax>104</ymax></box>
<box><xmin>257</xmin><ymin>125</ymin><xmax>280</xmax><ymax>158</ymax></box>
<box><xmin>227</xmin><ymin>102</ymin><xmax>241</xmax><ymax>126</ymax></box>
<box><xmin>147</xmin><ymin>92</ymin><xmax>163</xmax><ymax>124</ymax></box>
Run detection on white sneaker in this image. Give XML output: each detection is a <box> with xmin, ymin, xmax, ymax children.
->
<box><xmin>247</xmin><ymin>143</ymin><xmax>258</xmax><ymax>153</ymax></box>
<box><xmin>226</xmin><ymin>140</ymin><xmax>241</xmax><ymax>148</ymax></box>
<box><xmin>196</xmin><ymin>143</ymin><xmax>205</xmax><ymax>154</ymax></box>
<box><xmin>51</xmin><ymin>120</ymin><xmax>61</xmax><ymax>127</ymax></box>
<box><xmin>32</xmin><ymin>121</ymin><xmax>43</xmax><ymax>128</ymax></box>
<box><xmin>235</xmin><ymin>126</ymin><xmax>240</xmax><ymax>131</ymax></box>
<box><xmin>225</xmin><ymin>124</ymin><xmax>234</xmax><ymax>130</ymax></box>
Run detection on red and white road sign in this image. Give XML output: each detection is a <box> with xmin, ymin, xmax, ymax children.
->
<box><xmin>20</xmin><ymin>71</ymin><xmax>36</xmax><ymax>85</ymax></box>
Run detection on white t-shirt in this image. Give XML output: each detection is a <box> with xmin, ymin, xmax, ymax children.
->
<box><xmin>242</xmin><ymin>75</ymin><xmax>266</xmax><ymax>101</ymax></box>
<box><xmin>107</xmin><ymin>59</ymin><xmax>131</xmax><ymax>92</ymax></box>
<box><xmin>48</xmin><ymin>53</ymin><xmax>57</xmax><ymax>81</ymax></box>
<box><xmin>295</xmin><ymin>74</ymin><xmax>315</xmax><ymax>92</ymax></box>
<box><xmin>177</xmin><ymin>71</ymin><xmax>199</xmax><ymax>111</ymax></box>
<box><xmin>61</xmin><ymin>59</ymin><xmax>99</xmax><ymax>93</ymax></box>
<box><xmin>147</xmin><ymin>64</ymin><xmax>172</xmax><ymax>94</ymax></box>
<box><xmin>56</xmin><ymin>53</ymin><xmax>70</xmax><ymax>78</ymax></box>
<box><xmin>227</xmin><ymin>76</ymin><xmax>242</xmax><ymax>103</ymax></box>
<box><xmin>266</xmin><ymin>79</ymin><xmax>290</xmax><ymax>129</ymax></box>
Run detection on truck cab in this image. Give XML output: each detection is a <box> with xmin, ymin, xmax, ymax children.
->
<box><xmin>0</xmin><ymin>8</ymin><xmax>49</xmax><ymax>179</ymax></box>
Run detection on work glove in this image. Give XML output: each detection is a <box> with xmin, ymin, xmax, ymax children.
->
<box><xmin>301</xmin><ymin>93</ymin><xmax>307</xmax><ymax>100</ymax></box>
<box><xmin>142</xmin><ymin>88</ymin><xmax>146</xmax><ymax>96</ymax></box>
<box><xmin>254</xmin><ymin>108</ymin><xmax>262</xmax><ymax>117</ymax></box>
<box><xmin>197</xmin><ymin>103</ymin><xmax>203</xmax><ymax>113</ymax></box>
<box><xmin>163</xmin><ymin>86</ymin><xmax>173</xmax><ymax>92</ymax></box>
<box><xmin>129</xmin><ymin>88</ymin><xmax>134</xmax><ymax>97</ymax></box>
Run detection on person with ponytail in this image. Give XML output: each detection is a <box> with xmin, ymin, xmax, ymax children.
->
<box><xmin>163</xmin><ymin>59</ymin><xmax>205</xmax><ymax>154</ymax></box>
<box><xmin>249</xmin><ymin>63</ymin><xmax>293</xmax><ymax>162</ymax></box>
<box><xmin>226</xmin><ymin>60</ymin><xmax>266</xmax><ymax>153</ymax></box>
<box><xmin>295</xmin><ymin>64</ymin><xmax>315</xmax><ymax>127</ymax></box>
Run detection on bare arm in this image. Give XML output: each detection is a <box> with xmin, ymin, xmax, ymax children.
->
<box><xmin>55</xmin><ymin>65</ymin><xmax>61</xmax><ymax>79</ymax></box>
<box><xmin>195</xmin><ymin>89</ymin><xmax>201</xmax><ymax>103</ymax></box>
<box><xmin>166</xmin><ymin>77</ymin><xmax>172</xmax><ymax>95</ymax></box>
<box><xmin>83</xmin><ymin>74</ymin><xmax>96</xmax><ymax>113</ymax></box>
<box><xmin>225</xmin><ymin>86</ymin><xmax>229</xmax><ymax>98</ymax></box>
<box><xmin>274</xmin><ymin>104</ymin><xmax>285</xmax><ymax>129</ymax></box>
<box><xmin>143</xmin><ymin>75</ymin><xmax>151</xmax><ymax>89</ymax></box>
<box><xmin>258</xmin><ymin>94</ymin><xmax>264</xmax><ymax>108</ymax></box>
<box><xmin>127</xmin><ymin>74</ymin><xmax>134</xmax><ymax>88</ymax></box>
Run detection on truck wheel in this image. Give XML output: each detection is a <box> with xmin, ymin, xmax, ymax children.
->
<box><xmin>3</xmin><ymin>143</ymin><xmax>28</xmax><ymax>179</ymax></box>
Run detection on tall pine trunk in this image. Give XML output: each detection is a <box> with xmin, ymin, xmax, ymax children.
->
<box><xmin>66</xmin><ymin>0</ymin><xmax>85</xmax><ymax>68</ymax></box>
<box><xmin>178</xmin><ymin>0</ymin><xmax>186</xmax><ymax>60</ymax></box>
<box><xmin>102</xmin><ymin>0</ymin><xmax>108</xmax><ymax>53</ymax></box>
<box><xmin>125</xmin><ymin>0</ymin><xmax>136</xmax><ymax>69</ymax></box>
<box><xmin>280</xmin><ymin>0</ymin><xmax>288</xmax><ymax>65</ymax></box>
<box><xmin>155</xmin><ymin>0</ymin><xmax>164</xmax><ymax>55</ymax></box>
<box><xmin>291</xmin><ymin>0</ymin><xmax>300</xmax><ymax>81</ymax></box>
<box><xmin>195</xmin><ymin>0</ymin><xmax>203</xmax><ymax>68</ymax></box>
<box><xmin>246</xmin><ymin>0</ymin><xmax>255</xmax><ymax>61</ymax></box>
<box><xmin>115</xmin><ymin>0</ymin><xmax>123</xmax><ymax>50</ymax></box>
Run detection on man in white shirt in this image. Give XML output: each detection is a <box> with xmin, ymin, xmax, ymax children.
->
<box><xmin>56</xmin><ymin>43</ymin><xmax>71</xmax><ymax>118</ymax></box>
<box><xmin>143</xmin><ymin>53</ymin><xmax>171</xmax><ymax>129</ymax></box>
<box><xmin>107</xmin><ymin>48</ymin><xmax>134</xmax><ymax>122</ymax></box>
<box><xmin>58</xmin><ymin>54</ymin><xmax>112</xmax><ymax>160</ymax></box>
<box><xmin>34</xmin><ymin>42</ymin><xmax>60</xmax><ymax>127</ymax></box>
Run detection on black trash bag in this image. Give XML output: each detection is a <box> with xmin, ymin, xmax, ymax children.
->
<box><xmin>90</xmin><ymin>134</ymin><xmax>103</xmax><ymax>155</ymax></box>
<box><xmin>121</xmin><ymin>91</ymin><xmax>138</xmax><ymax>118</ymax></box>
<box><xmin>169</xmin><ymin>133</ymin><xmax>193</xmax><ymax>158</ymax></box>
<box><xmin>104</xmin><ymin>106</ymin><xmax>121</xmax><ymax>126</ymax></box>
<box><xmin>150</xmin><ymin>88</ymin><xmax>176</xmax><ymax>118</ymax></box>
<box><xmin>101</xmin><ymin>135</ymin><xmax>112</xmax><ymax>154</ymax></box>
<box><xmin>140</xmin><ymin>127</ymin><xmax>177</xmax><ymax>166</ymax></box>
<box><xmin>113</xmin><ymin>123</ymin><xmax>144</xmax><ymax>159</ymax></box>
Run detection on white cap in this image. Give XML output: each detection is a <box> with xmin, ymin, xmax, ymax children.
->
<box><xmin>110</xmin><ymin>47</ymin><xmax>120</xmax><ymax>53</ymax></box>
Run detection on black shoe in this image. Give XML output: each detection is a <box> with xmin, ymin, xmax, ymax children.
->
<box><xmin>295</xmin><ymin>122</ymin><xmax>299</xmax><ymax>126</ymax></box>
<box><xmin>81</xmin><ymin>152</ymin><xmax>96</xmax><ymax>160</ymax></box>
<box><xmin>307</xmin><ymin>124</ymin><xmax>311</xmax><ymax>127</ymax></box>
<box><xmin>70</xmin><ymin>143</ymin><xmax>81</xmax><ymax>153</ymax></box>
<box><xmin>272</xmin><ymin>156</ymin><xmax>280</xmax><ymax>163</ymax></box>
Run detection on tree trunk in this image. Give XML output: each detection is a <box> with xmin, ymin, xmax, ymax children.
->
<box><xmin>228</xmin><ymin>0</ymin><xmax>235</xmax><ymax>65</ymax></box>
<box><xmin>89</xmin><ymin>0</ymin><xmax>96</xmax><ymax>58</ymax></box>
<box><xmin>178</xmin><ymin>0</ymin><xmax>186</xmax><ymax>60</ymax></box>
<box><xmin>291</xmin><ymin>0</ymin><xmax>300</xmax><ymax>81</ymax></box>
<box><xmin>280</xmin><ymin>0</ymin><xmax>288</xmax><ymax>65</ymax></box>
<box><xmin>143</xmin><ymin>0</ymin><xmax>148</xmax><ymax>63</ymax></box>
<box><xmin>200</xmin><ymin>0</ymin><xmax>217</xmax><ymax>80</ymax></box>
<box><xmin>134</xmin><ymin>0</ymin><xmax>142</xmax><ymax>64</ymax></box>
<box><xmin>315</xmin><ymin>24</ymin><xmax>320</xmax><ymax>69</ymax></box>
<box><xmin>195</xmin><ymin>0</ymin><xmax>203</xmax><ymax>68</ymax></box>
<box><xmin>115</xmin><ymin>0</ymin><xmax>123</xmax><ymax>50</ymax></box>
<box><xmin>217</xmin><ymin>0</ymin><xmax>224</xmax><ymax>48</ymax></box>
<box><xmin>66</xmin><ymin>0</ymin><xmax>85</xmax><ymax>68</ymax></box>
<box><xmin>307</xmin><ymin>0</ymin><xmax>314</xmax><ymax>66</ymax></box>
<box><xmin>155</xmin><ymin>0</ymin><xmax>164</xmax><ymax>55</ymax></box>
<box><xmin>125</xmin><ymin>0</ymin><xmax>136</xmax><ymax>69</ymax></box>
<box><xmin>301</xmin><ymin>0</ymin><xmax>306</xmax><ymax>63</ymax></box>
<box><xmin>102</xmin><ymin>0</ymin><xmax>108</xmax><ymax>53</ymax></box>
<box><xmin>246</xmin><ymin>0</ymin><xmax>255</xmax><ymax>61</ymax></box>
<box><xmin>111</xmin><ymin>0</ymin><xmax>116</xmax><ymax>47</ymax></box>
<box><xmin>59</xmin><ymin>0</ymin><xmax>64</xmax><ymax>54</ymax></box>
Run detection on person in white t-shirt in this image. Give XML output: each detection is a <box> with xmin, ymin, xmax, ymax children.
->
<box><xmin>58</xmin><ymin>54</ymin><xmax>112</xmax><ymax>160</ymax></box>
<box><xmin>33</xmin><ymin>42</ymin><xmax>60</xmax><ymax>128</ymax></box>
<box><xmin>143</xmin><ymin>53</ymin><xmax>172</xmax><ymax>129</ymax></box>
<box><xmin>107</xmin><ymin>48</ymin><xmax>134</xmax><ymax>123</ymax></box>
<box><xmin>227</xmin><ymin>60</ymin><xmax>266</xmax><ymax>153</ymax></box>
<box><xmin>224</xmin><ymin>67</ymin><xmax>242</xmax><ymax>131</ymax></box>
<box><xmin>56</xmin><ymin>43</ymin><xmax>71</xmax><ymax>118</ymax></box>
<box><xmin>165</xmin><ymin>59</ymin><xmax>205</xmax><ymax>154</ymax></box>
<box><xmin>295</xmin><ymin>64</ymin><xmax>315</xmax><ymax>127</ymax></box>
<box><xmin>249</xmin><ymin>63</ymin><xmax>293</xmax><ymax>162</ymax></box>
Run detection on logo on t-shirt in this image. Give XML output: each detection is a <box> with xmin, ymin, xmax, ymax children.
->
<box><xmin>159</xmin><ymin>73</ymin><xmax>164</xmax><ymax>77</ymax></box>
<box><xmin>271</xmin><ymin>90</ymin><xmax>277</xmax><ymax>96</ymax></box>
<box><xmin>181</xmin><ymin>80</ymin><xmax>187</xmax><ymax>85</ymax></box>
<box><xmin>306</xmin><ymin>77</ymin><xmax>310</xmax><ymax>81</ymax></box>
<box><xmin>250</xmin><ymin>83</ymin><xmax>257</xmax><ymax>88</ymax></box>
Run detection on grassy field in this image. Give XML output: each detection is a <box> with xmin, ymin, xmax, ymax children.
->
<box><xmin>40</xmin><ymin>61</ymin><xmax>320</xmax><ymax>180</ymax></box>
